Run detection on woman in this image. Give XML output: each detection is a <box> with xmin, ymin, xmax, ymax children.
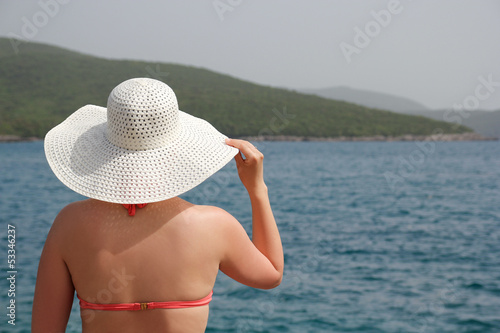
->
<box><xmin>32</xmin><ymin>78</ymin><xmax>283</xmax><ymax>332</ymax></box>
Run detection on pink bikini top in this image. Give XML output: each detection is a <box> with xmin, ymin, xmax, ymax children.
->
<box><xmin>77</xmin><ymin>291</ymin><xmax>213</xmax><ymax>311</ymax></box>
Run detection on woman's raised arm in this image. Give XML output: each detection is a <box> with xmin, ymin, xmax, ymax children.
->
<box><xmin>218</xmin><ymin>139</ymin><xmax>283</xmax><ymax>288</ymax></box>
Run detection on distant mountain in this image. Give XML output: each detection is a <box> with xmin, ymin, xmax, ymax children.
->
<box><xmin>301</xmin><ymin>86</ymin><xmax>430</xmax><ymax>113</ymax></box>
<box><xmin>403</xmin><ymin>109</ymin><xmax>500</xmax><ymax>139</ymax></box>
<box><xmin>303</xmin><ymin>86</ymin><xmax>498</xmax><ymax>138</ymax></box>
<box><xmin>0</xmin><ymin>38</ymin><xmax>471</xmax><ymax>138</ymax></box>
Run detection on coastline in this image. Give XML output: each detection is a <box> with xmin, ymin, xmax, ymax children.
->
<box><xmin>0</xmin><ymin>132</ymin><xmax>497</xmax><ymax>143</ymax></box>
<box><xmin>0</xmin><ymin>135</ymin><xmax>41</xmax><ymax>143</ymax></box>
<box><xmin>239</xmin><ymin>132</ymin><xmax>497</xmax><ymax>142</ymax></box>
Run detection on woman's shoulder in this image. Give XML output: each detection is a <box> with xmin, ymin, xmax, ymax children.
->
<box><xmin>53</xmin><ymin>199</ymin><xmax>108</xmax><ymax>222</ymax></box>
<box><xmin>186</xmin><ymin>204</ymin><xmax>246</xmax><ymax>240</ymax></box>
<box><xmin>52</xmin><ymin>199</ymin><xmax>89</xmax><ymax>222</ymax></box>
<box><xmin>186</xmin><ymin>203</ymin><xmax>238</xmax><ymax>223</ymax></box>
<box><xmin>42</xmin><ymin>200</ymin><xmax>93</xmax><ymax>249</ymax></box>
<box><xmin>49</xmin><ymin>199</ymin><xmax>115</xmax><ymax>235</ymax></box>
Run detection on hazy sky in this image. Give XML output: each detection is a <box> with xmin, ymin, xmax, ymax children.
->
<box><xmin>1</xmin><ymin>0</ymin><xmax>499</xmax><ymax>110</ymax></box>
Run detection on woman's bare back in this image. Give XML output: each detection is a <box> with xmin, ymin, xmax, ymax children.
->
<box><xmin>54</xmin><ymin>198</ymin><xmax>225</xmax><ymax>332</ymax></box>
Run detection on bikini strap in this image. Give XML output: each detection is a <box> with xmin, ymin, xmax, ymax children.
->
<box><xmin>122</xmin><ymin>204</ymin><xmax>148</xmax><ymax>216</ymax></box>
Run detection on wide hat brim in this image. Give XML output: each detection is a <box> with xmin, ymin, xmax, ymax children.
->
<box><xmin>44</xmin><ymin>105</ymin><xmax>239</xmax><ymax>204</ymax></box>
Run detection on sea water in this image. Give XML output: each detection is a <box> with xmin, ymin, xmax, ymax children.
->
<box><xmin>0</xmin><ymin>140</ymin><xmax>499</xmax><ymax>332</ymax></box>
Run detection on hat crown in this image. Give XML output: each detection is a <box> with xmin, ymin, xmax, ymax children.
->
<box><xmin>106</xmin><ymin>78</ymin><xmax>180</xmax><ymax>150</ymax></box>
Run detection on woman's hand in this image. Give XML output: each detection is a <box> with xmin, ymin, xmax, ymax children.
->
<box><xmin>225</xmin><ymin>138</ymin><xmax>267</xmax><ymax>195</ymax></box>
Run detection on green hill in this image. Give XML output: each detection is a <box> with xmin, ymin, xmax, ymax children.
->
<box><xmin>0</xmin><ymin>38</ymin><xmax>471</xmax><ymax>138</ymax></box>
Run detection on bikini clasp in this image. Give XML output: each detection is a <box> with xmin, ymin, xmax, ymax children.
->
<box><xmin>140</xmin><ymin>302</ymin><xmax>148</xmax><ymax>310</ymax></box>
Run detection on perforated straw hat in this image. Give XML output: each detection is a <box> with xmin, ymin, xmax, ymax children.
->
<box><xmin>44</xmin><ymin>78</ymin><xmax>239</xmax><ymax>204</ymax></box>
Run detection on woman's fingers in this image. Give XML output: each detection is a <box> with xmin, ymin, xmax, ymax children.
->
<box><xmin>225</xmin><ymin>138</ymin><xmax>266</xmax><ymax>192</ymax></box>
<box><xmin>226</xmin><ymin>138</ymin><xmax>262</xmax><ymax>163</ymax></box>
<box><xmin>234</xmin><ymin>150</ymin><xmax>245</xmax><ymax>165</ymax></box>
<box><xmin>226</xmin><ymin>138</ymin><xmax>254</xmax><ymax>155</ymax></box>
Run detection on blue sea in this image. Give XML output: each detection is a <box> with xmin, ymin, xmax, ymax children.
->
<box><xmin>1</xmin><ymin>140</ymin><xmax>499</xmax><ymax>332</ymax></box>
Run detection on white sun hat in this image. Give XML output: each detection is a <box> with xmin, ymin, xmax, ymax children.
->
<box><xmin>44</xmin><ymin>78</ymin><xmax>239</xmax><ymax>204</ymax></box>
